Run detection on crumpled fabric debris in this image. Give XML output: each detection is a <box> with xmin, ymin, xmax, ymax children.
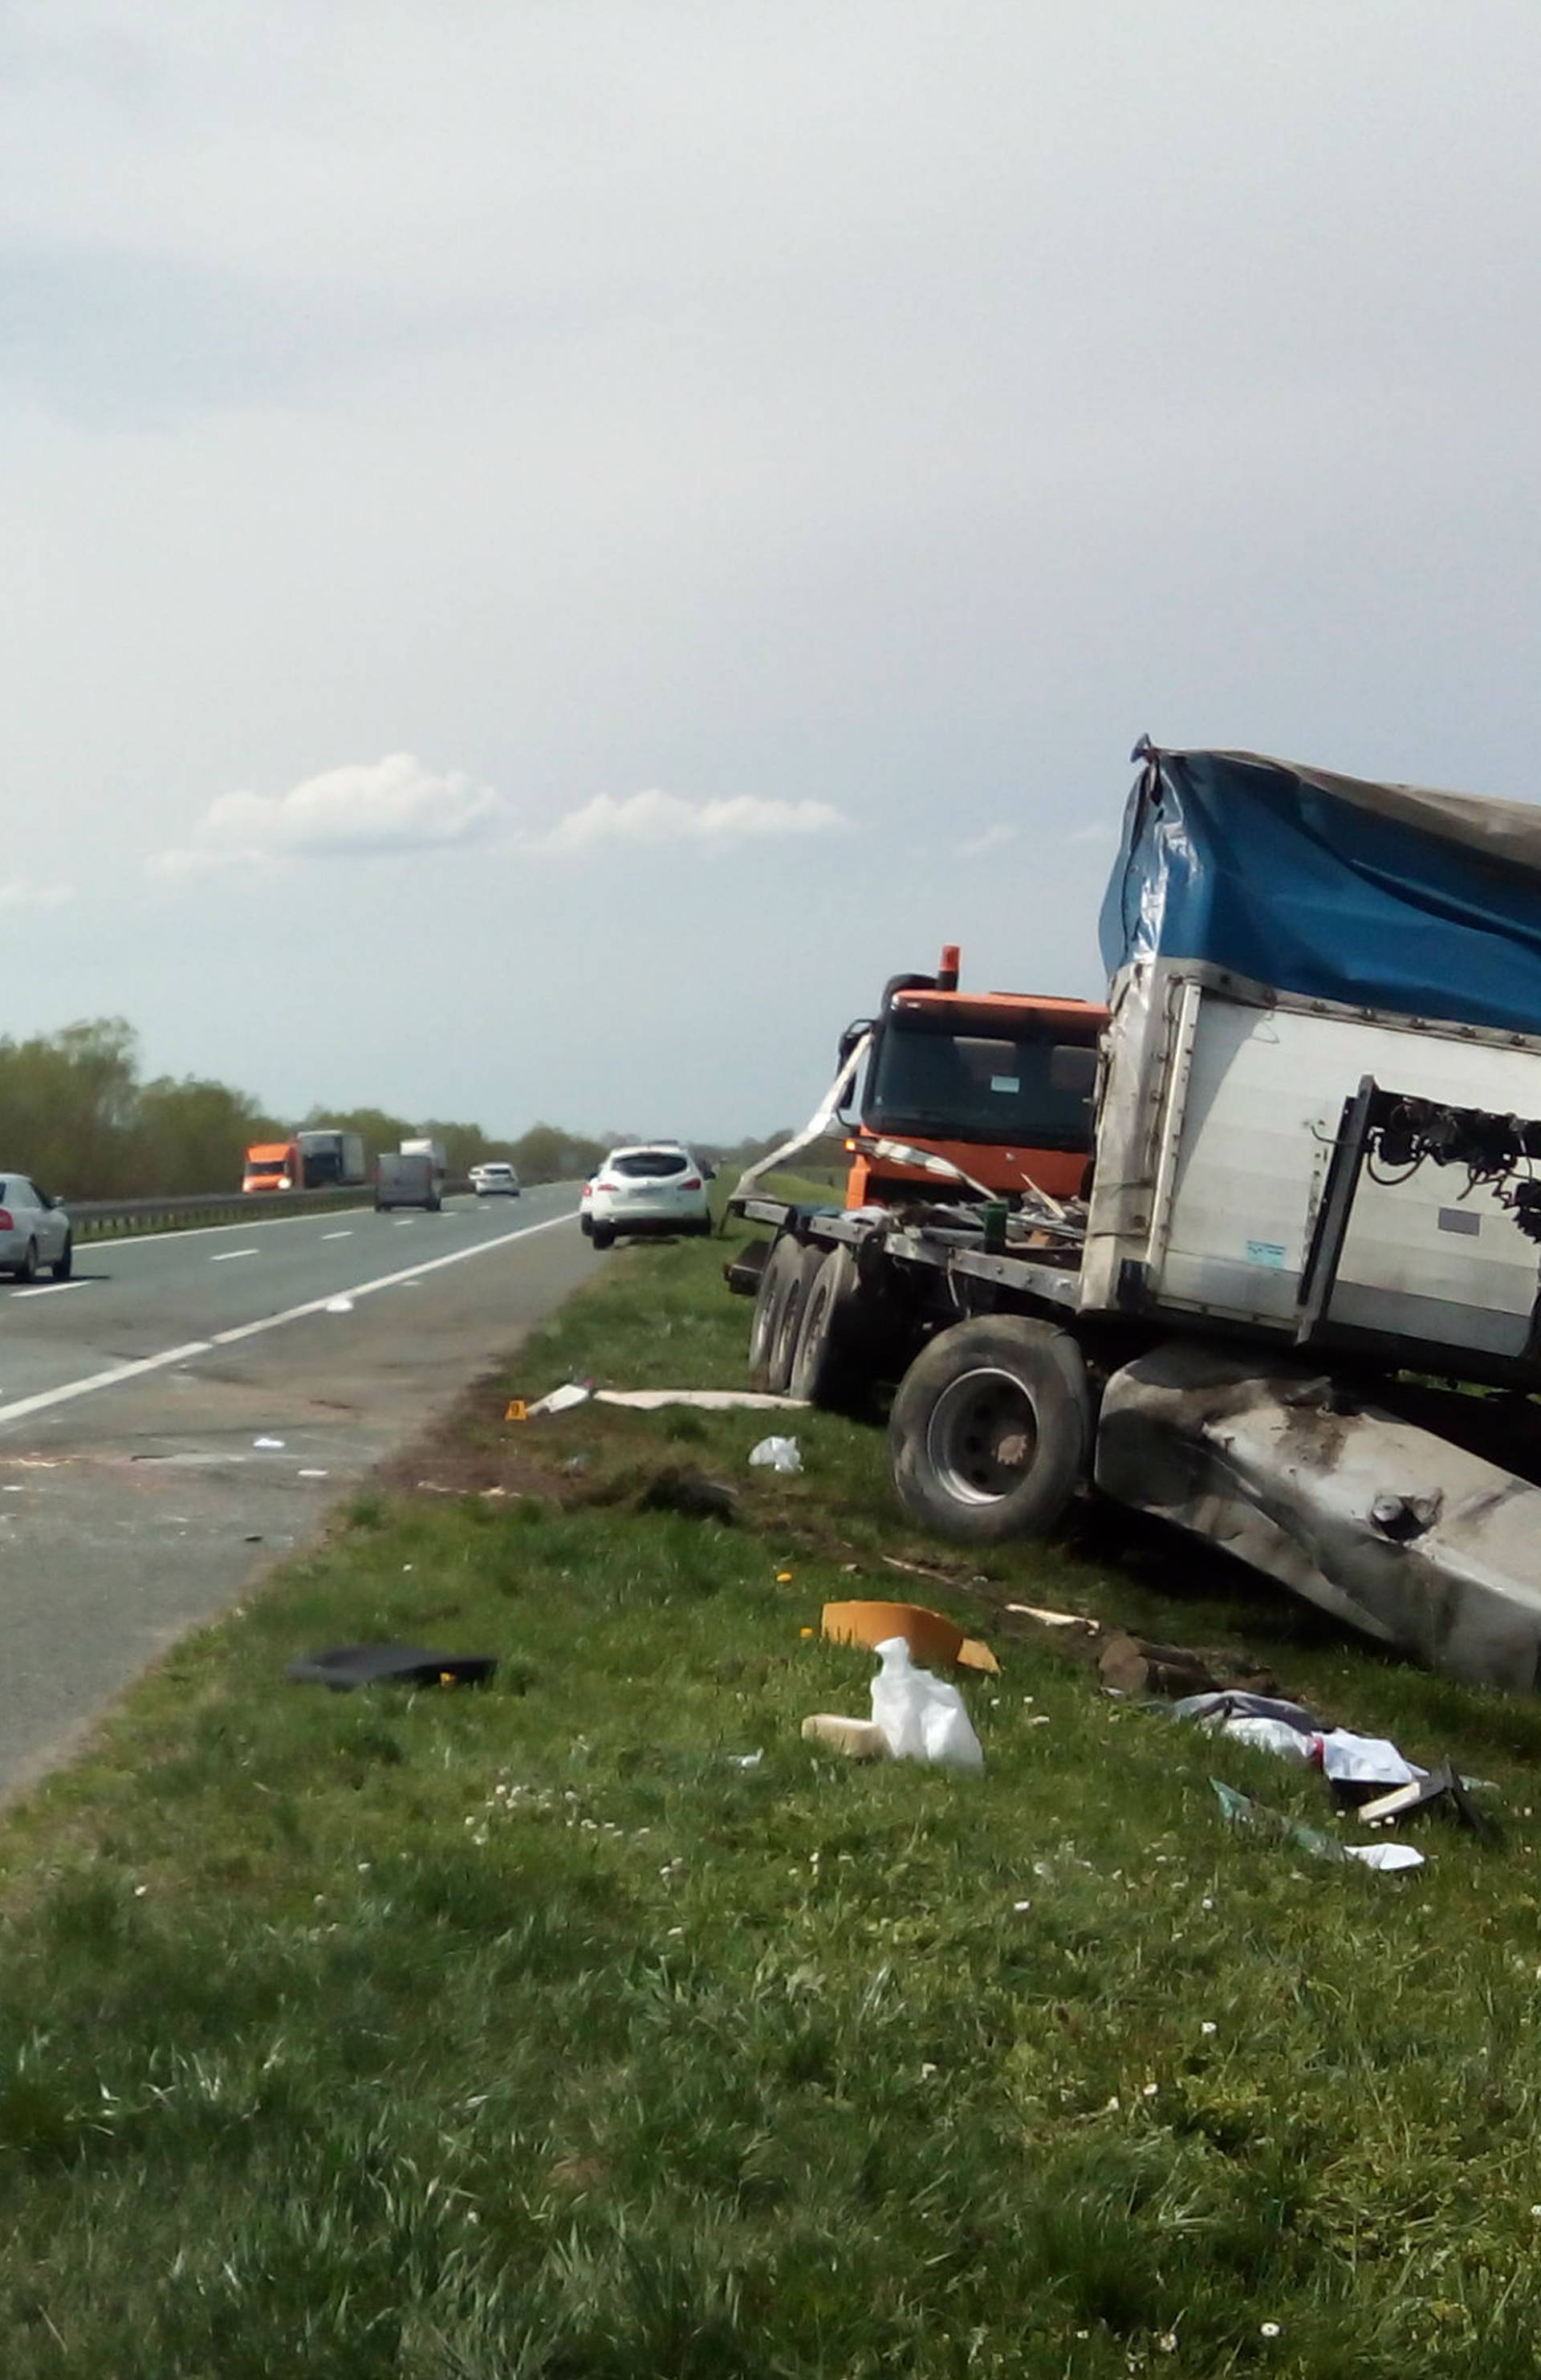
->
<box><xmin>1173</xmin><ymin>1691</ymin><xmax>1423</xmax><ymax>1790</ymax></box>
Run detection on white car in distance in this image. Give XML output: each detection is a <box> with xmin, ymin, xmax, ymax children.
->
<box><xmin>582</xmin><ymin>1145</ymin><xmax>713</xmax><ymax>1249</ymax></box>
<box><xmin>470</xmin><ymin>1163</ymin><xmax>521</xmax><ymax>1197</ymax></box>
<box><xmin>0</xmin><ymin>1175</ymin><xmax>72</xmax><ymax>1281</ymax></box>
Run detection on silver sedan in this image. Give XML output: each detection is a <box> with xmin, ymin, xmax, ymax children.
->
<box><xmin>0</xmin><ymin>1175</ymin><xmax>73</xmax><ymax>1281</ymax></box>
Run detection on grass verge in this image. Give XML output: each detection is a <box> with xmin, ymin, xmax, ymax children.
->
<box><xmin>2</xmin><ymin>1211</ymin><xmax>1541</xmax><ymax>2375</ymax></box>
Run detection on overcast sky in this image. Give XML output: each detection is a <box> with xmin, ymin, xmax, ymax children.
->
<box><xmin>5</xmin><ymin>1</ymin><xmax>1541</xmax><ymax>1138</ymax></box>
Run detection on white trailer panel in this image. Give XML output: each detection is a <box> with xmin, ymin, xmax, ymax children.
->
<box><xmin>1084</xmin><ymin>962</ymin><xmax>1541</xmax><ymax>1366</ymax></box>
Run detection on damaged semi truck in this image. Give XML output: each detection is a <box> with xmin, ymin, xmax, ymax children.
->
<box><xmin>731</xmin><ymin>744</ymin><xmax>1541</xmax><ymax>1692</ymax></box>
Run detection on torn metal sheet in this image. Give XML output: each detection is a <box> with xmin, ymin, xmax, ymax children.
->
<box><xmin>1096</xmin><ymin>1340</ymin><xmax>1541</xmax><ymax>1692</ymax></box>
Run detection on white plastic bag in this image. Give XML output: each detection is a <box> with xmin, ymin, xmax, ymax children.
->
<box><xmin>869</xmin><ymin>1637</ymin><xmax>984</xmax><ymax>1773</ymax></box>
<box><xmin>749</xmin><ymin>1435</ymin><xmax>803</xmax><ymax>1475</ymax></box>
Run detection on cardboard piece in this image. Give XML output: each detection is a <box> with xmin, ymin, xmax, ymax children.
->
<box><xmin>821</xmin><ymin>1599</ymin><xmax>999</xmax><ymax>1675</ymax></box>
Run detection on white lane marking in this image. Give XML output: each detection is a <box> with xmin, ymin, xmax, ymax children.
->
<box><xmin>0</xmin><ymin>1342</ymin><xmax>215</xmax><ymax>1424</ymax></box>
<box><xmin>203</xmin><ymin>1211</ymin><xmax>573</xmax><ymax>1347</ymax></box>
<box><xmin>10</xmin><ymin>1281</ymin><xmax>93</xmax><ymax>1300</ymax></box>
<box><xmin>0</xmin><ymin>1210</ymin><xmax>577</xmax><ymax>1431</ymax></box>
<box><xmin>322</xmin><ymin>1231</ymin><xmax>352</xmax><ymax>1241</ymax></box>
<box><xmin>392</xmin><ymin>1219</ymin><xmax>414</xmax><ymax>1227</ymax></box>
<box><xmin>210</xmin><ymin>1249</ymin><xmax>260</xmax><ymax>1262</ymax></box>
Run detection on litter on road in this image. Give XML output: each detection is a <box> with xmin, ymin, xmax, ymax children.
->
<box><xmin>749</xmin><ymin>1435</ymin><xmax>802</xmax><ymax>1474</ymax></box>
<box><xmin>324</xmin><ymin>1297</ymin><xmax>355</xmax><ymax>1314</ymax></box>
<box><xmin>253</xmin><ymin>1436</ymin><xmax>286</xmax><ymax>1451</ymax></box>
<box><xmin>297</xmin><ymin>1468</ymin><xmax>329</xmax><ymax>1480</ymax></box>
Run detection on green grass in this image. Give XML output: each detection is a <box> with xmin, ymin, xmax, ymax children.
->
<box><xmin>4</xmin><ymin>1212</ymin><xmax>1541</xmax><ymax>2373</ymax></box>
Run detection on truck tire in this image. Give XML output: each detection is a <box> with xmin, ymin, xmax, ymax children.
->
<box><xmin>773</xmin><ymin>1243</ymin><xmax>825</xmax><ymax>1395</ymax></box>
<box><xmin>790</xmin><ymin>1245</ymin><xmax>867</xmax><ymax>1408</ymax></box>
<box><xmin>888</xmin><ymin>1315</ymin><xmax>1091</xmax><ymax>1544</ymax></box>
<box><xmin>747</xmin><ymin>1234</ymin><xmax>800</xmax><ymax>1391</ymax></box>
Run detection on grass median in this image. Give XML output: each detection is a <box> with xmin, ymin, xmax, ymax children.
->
<box><xmin>4</xmin><ymin>1207</ymin><xmax>1541</xmax><ymax>2375</ymax></box>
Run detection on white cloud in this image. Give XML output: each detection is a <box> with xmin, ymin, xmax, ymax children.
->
<box><xmin>149</xmin><ymin>754</ymin><xmax>502</xmax><ymax>878</ymax></box>
<box><xmin>544</xmin><ymin>790</ymin><xmax>852</xmax><ymax>852</ymax></box>
<box><xmin>1065</xmin><ymin>822</ymin><xmax>1117</xmax><ymax>849</ymax></box>
<box><xmin>0</xmin><ymin>880</ymin><xmax>75</xmax><ymax>910</ymax></box>
<box><xmin>958</xmin><ymin>824</ymin><xmax>1018</xmax><ymax>859</ymax></box>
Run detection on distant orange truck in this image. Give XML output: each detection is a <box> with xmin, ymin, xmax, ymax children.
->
<box><xmin>837</xmin><ymin>944</ymin><xmax>1107</xmax><ymax>1206</ymax></box>
<box><xmin>242</xmin><ymin>1139</ymin><xmax>303</xmax><ymax>1193</ymax></box>
<box><xmin>242</xmin><ymin>1130</ymin><xmax>367</xmax><ymax>1193</ymax></box>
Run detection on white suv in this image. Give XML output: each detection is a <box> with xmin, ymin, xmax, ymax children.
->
<box><xmin>582</xmin><ymin>1145</ymin><xmax>713</xmax><ymax>1249</ymax></box>
<box><xmin>470</xmin><ymin>1163</ymin><xmax>520</xmax><ymax>1197</ymax></box>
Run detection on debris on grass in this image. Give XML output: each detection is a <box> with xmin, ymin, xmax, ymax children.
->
<box><xmin>1171</xmin><ymin>1692</ymin><xmax>1496</xmax><ymax>1841</ymax></box>
<box><xmin>823</xmin><ymin>1598</ymin><xmax>999</xmax><ymax>1675</ymax></box>
<box><xmin>749</xmin><ymin>1434</ymin><xmax>802</xmax><ymax>1474</ymax></box>
<box><xmin>525</xmin><ymin>1383</ymin><xmax>592</xmax><ymax>1419</ymax></box>
<box><xmin>802</xmin><ymin>1712</ymin><xmax>890</xmax><ymax>1760</ymax></box>
<box><xmin>1006</xmin><ymin>1604</ymin><xmax>1275</xmax><ymax>1697</ymax></box>
<box><xmin>286</xmin><ymin>1643</ymin><xmax>498</xmax><ymax>1692</ymax></box>
<box><xmin>870</xmin><ymin>1636</ymin><xmax>985</xmax><ymax>1773</ymax></box>
<box><xmin>595</xmin><ymin>1388</ymin><xmax>809</xmax><ymax>1411</ymax></box>
<box><xmin>635</xmin><ymin>1469</ymin><xmax>738</xmax><ymax>1522</ymax></box>
<box><xmin>1211</xmin><ymin>1779</ymin><xmax>1425</xmax><ymax>1873</ymax></box>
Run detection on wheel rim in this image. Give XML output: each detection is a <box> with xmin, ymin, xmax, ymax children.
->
<box><xmin>925</xmin><ymin>1366</ymin><xmax>1039</xmax><ymax>1504</ymax></box>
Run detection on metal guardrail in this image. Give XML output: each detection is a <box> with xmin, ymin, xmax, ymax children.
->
<box><xmin>70</xmin><ymin>1185</ymin><xmax>382</xmax><ymax>1238</ymax></box>
<box><xmin>63</xmin><ymin>1176</ymin><xmax>518</xmax><ymax>1241</ymax></box>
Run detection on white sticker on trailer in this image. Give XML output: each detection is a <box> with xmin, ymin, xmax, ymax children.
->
<box><xmin>990</xmin><ymin>1076</ymin><xmax>1020</xmax><ymax>1094</ymax></box>
<box><xmin>1246</xmin><ymin>1240</ymin><xmax>1288</xmax><ymax>1269</ymax></box>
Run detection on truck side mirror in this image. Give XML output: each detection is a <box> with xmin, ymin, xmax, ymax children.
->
<box><xmin>837</xmin><ymin>1018</ymin><xmax>874</xmax><ymax>1072</ymax></box>
<box><xmin>1050</xmin><ymin>1045</ymin><xmax>1099</xmax><ymax>1098</ymax></box>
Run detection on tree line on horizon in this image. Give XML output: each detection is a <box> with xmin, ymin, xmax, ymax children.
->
<box><xmin>0</xmin><ymin>1019</ymin><xmax>795</xmax><ymax>1201</ymax></box>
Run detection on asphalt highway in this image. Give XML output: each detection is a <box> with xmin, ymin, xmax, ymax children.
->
<box><xmin>0</xmin><ymin>1185</ymin><xmax>592</xmax><ymax>1797</ymax></box>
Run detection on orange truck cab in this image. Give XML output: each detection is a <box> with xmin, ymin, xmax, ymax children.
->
<box><xmin>837</xmin><ymin>945</ymin><xmax>1108</xmax><ymax>1208</ymax></box>
<box><xmin>242</xmin><ymin>1140</ymin><xmax>302</xmax><ymax>1194</ymax></box>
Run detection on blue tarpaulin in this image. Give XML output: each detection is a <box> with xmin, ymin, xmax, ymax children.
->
<box><xmin>1100</xmin><ymin>745</ymin><xmax>1541</xmax><ymax>1037</ymax></box>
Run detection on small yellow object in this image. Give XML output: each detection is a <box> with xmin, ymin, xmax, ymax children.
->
<box><xmin>439</xmin><ymin>1672</ymin><xmax>457</xmax><ymax>1688</ymax></box>
<box><xmin>776</xmin><ymin>1570</ymin><xmax>794</xmax><ymax>1583</ymax></box>
<box><xmin>799</xmin><ymin>1627</ymin><xmax>815</xmax><ymax>1639</ymax></box>
<box><xmin>505</xmin><ymin>1399</ymin><xmax>528</xmax><ymax>1423</ymax></box>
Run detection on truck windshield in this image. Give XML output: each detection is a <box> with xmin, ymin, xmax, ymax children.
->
<box><xmin>246</xmin><ymin>1160</ymin><xmax>287</xmax><ymax>1176</ymax></box>
<box><xmin>864</xmin><ymin>1021</ymin><xmax>1093</xmax><ymax>1150</ymax></box>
